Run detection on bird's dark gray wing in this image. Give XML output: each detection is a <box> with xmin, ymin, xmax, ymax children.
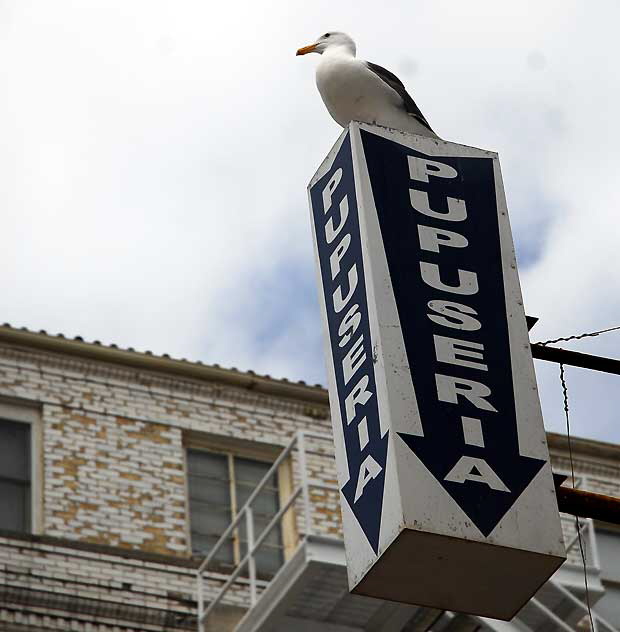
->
<box><xmin>366</xmin><ymin>61</ymin><xmax>434</xmax><ymax>133</ymax></box>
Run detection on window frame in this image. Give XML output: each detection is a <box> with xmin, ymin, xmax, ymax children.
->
<box><xmin>594</xmin><ymin>521</ymin><xmax>620</xmax><ymax>582</ymax></box>
<box><xmin>0</xmin><ymin>398</ymin><xmax>42</xmax><ymax>534</ymax></box>
<box><xmin>183</xmin><ymin>432</ymin><xmax>297</xmax><ymax>568</ymax></box>
<box><xmin>592</xmin><ymin>522</ymin><xmax>620</xmax><ymax>624</ymax></box>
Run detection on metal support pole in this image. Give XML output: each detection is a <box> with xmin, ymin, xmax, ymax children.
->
<box><xmin>197</xmin><ymin>572</ymin><xmax>204</xmax><ymax>632</ymax></box>
<box><xmin>531</xmin><ymin>343</ymin><xmax>620</xmax><ymax>375</ymax></box>
<box><xmin>530</xmin><ymin>597</ymin><xmax>575</xmax><ymax>632</ymax></box>
<box><xmin>297</xmin><ymin>431</ymin><xmax>312</xmax><ymax>538</ymax></box>
<box><xmin>246</xmin><ymin>507</ymin><xmax>257</xmax><ymax>607</ymax></box>
<box><xmin>587</xmin><ymin>518</ymin><xmax>601</xmax><ymax>571</ymax></box>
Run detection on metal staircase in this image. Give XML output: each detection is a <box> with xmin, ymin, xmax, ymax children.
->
<box><xmin>479</xmin><ymin>519</ymin><xmax>618</xmax><ymax>632</ymax></box>
<box><xmin>196</xmin><ymin>434</ymin><xmax>619</xmax><ymax>632</ymax></box>
<box><xmin>506</xmin><ymin>577</ymin><xmax>617</xmax><ymax>632</ymax></box>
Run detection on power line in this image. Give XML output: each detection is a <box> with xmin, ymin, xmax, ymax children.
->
<box><xmin>538</xmin><ymin>324</ymin><xmax>620</xmax><ymax>347</ymax></box>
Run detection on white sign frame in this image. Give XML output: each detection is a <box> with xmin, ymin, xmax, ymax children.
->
<box><xmin>308</xmin><ymin>122</ymin><xmax>565</xmax><ymax>620</ymax></box>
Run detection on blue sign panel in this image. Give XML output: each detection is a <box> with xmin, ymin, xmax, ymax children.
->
<box><xmin>309</xmin><ymin>133</ymin><xmax>387</xmax><ymax>553</ymax></box>
<box><xmin>360</xmin><ymin>130</ymin><xmax>545</xmax><ymax>536</ymax></box>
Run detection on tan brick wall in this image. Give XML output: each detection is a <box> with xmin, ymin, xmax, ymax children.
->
<box><xmin>0</xmin><ymin>533</ymin><xmax>248</xmax><ymax>631</ymax></box>
<box><xmin>2</xmin><ymin>341</ymin><xmax>619</xmax><ymax>560</ymax></box>
<box><xmin>0</xmin><ymin>343</ymin><xmax>334</xmax><ymax>557</ymax></box>
<box><xmin>1</xmin><ymin>338</ymin><xmax>620</xmax><ymax>631</ymax></box>
<box><xmin>45</xmin><ymin>409</ymin><xmax>187</xmax><ymax>553</ymax></box>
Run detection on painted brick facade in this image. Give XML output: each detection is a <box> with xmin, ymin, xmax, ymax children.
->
<box><xmin>0</xmin><ymin>329</ymin><xmax>337</xmax><ymax>630</ymax></box>
<box><xmin>0</xmin><ymin>327</ymin><xmax>618</xmax><ymax>631</ymax></box>
<box><xmin>0</xmin><ymin>341</ymin><xmax>334</xmax><ymax>556</ymax></box>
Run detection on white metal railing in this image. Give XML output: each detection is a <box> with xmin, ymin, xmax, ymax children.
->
<box><xmin>475</xmin><ymin>472</ymin><xmax>620</xmax><ymax>632</ymax></box>
<box><xmin>557</xmin><ymin>513</ymin><xmax>619</xmax><ymax>631</ymax></box>
<box><xmin>196</xmin><ymin>431</ymin><xmax>337</xmax><ymax>632</ymax></box>
<box><xmin>559</xmin><ymin>473</ymin><xmax>618</xmax><ymax>629</ymax></box>
<box><xmin>550</xmin><ymin>578</ymin><xmax>619</xmax><ymax>632</ymax></box>
<box><xmin>563</xmin><ymin>517</ymin><xmax>600</xmax><ymax>572</ymax></box>
<box><xmin>526</xmin><ymin>507</ymin><xmax>618</xmax><ymax>631</ymax></box>
<box><xmin>196</xmin><ymin>458</ymin><xmax>618</xmax><ymax>632</ymax></box>
<box><xmin>556</xmin><ymin>472</ymin><xmax>602</xmax><ymax>570</ymax></box>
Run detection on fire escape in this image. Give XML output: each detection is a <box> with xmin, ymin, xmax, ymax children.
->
<box><xmin>196</xmin><ymin>432</ymin><xmax>618</xmax><ymax>632</ymax></box>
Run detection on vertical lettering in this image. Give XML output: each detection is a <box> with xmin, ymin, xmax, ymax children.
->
<box><xmin>333</xmin><ymin>265</ymin><xmax>358</xmax><ymax>313</ymax></box>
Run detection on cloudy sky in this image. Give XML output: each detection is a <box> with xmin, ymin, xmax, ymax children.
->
<box><xmin>1</xmin><ymin>1</ymin><xmax>619</xmax><ymax>443</ymax></box>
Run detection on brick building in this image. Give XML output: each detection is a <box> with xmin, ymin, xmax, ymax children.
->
<box><xmin>0</xmin><ymin>324</ymin><xmax>618</xmax><ymax>631</ymax></box>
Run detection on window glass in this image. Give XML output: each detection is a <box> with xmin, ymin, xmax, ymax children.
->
<box><xmin>188</xmin><ymin>448</ymin><xmax>284</xmax><ymax>577</ymax></box>
<box><xmin>0</xmin><ymin>481</ymin><xmax>27</xmax><ymax>531</ymax></box>
<box><xmin>187</xmin><ymin>450</ymin><xmax>228</xmax><ymax>479</ymax></box>
<box><xmin>235</xmin><ymin>457</ymin><xmax>283</xmax><ymax>577</ymax></box>
<box><xmin>235</xmin><ymin>457</ymin><xmax>279</xmax><ymax>517</ymax></box>
<box><xmin>0</xmin><ymin>419</ymin><xmax>30</xmax><ymax>480</ymax></box>
<box><xmin>235</xmin><ymin>458</ymin><xmax>274</xmax><ymax>489</ymax></box>
<box><xmin>595</xmin><ymin>527</ymin><xmax>620</xmax><ymax>623</ymax></box>
<box><xmin>597</xmin><ymin>528</ymin><xmax>620</xmax><ymax>583</ymax></box>
<box><xmin>188</xmin><ymin>450</ymin><xmax>233</xmax><ymax>566</ymax></box>
<box><xmin>0</xmin><ymin>420</ymin><xmax>31</xmax><ymax>532</ymax></box>
<box><xmin>190</xmin><ymin>477</ymin><xmax>230</xmax><ymax>506</ymax></box>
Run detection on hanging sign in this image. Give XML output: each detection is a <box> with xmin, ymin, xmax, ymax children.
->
<box><xmin>308</xmin><ymin>123</ymin><xmax>565</xmax><ymax>620</ymax></box>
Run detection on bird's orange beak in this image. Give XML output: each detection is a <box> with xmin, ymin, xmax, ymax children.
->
<box><xmin>296</xmin><ymin>43</ymin><xmax>318</xmax><ymax>56</ymax></box>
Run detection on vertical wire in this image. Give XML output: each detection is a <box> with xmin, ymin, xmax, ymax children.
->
<box><xmin>560</xmin><ymin>363</ymin><xmax>595</xmax><ymax>631</ymax></box>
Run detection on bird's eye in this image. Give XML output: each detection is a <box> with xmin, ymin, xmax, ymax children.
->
<box><xmin>324</xmin><ymin>33</ymin><xmax>330</xmax><ymax>38</ymax></box>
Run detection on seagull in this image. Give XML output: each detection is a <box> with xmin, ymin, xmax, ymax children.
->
<box><xmin>297</xmin><ymin>32</ymin><xmax>437</xmax><ymax>138</ymax></box>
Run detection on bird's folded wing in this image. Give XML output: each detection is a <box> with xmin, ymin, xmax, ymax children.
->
<box><xmin>366</xmin><ymin>61</ymin><xmax>434</xmax><ymax>133</ymax></box>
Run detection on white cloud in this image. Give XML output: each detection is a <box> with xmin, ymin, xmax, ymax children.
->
<box><xmin>1</xmin><ymin>0</ymin><xmax>619</xmax><ymax>442</ymax></box>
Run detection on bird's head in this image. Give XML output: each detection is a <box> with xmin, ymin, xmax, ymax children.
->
<box><xmin>296</xmin><ymin>32</ymin><xmax>356</xmax><ymax>57</ymax></box>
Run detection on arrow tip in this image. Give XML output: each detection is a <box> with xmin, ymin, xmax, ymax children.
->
<box><xmin>399</xmin><ymin>432</ymin><xmax>545</xmax><ymax>536</ymax></box>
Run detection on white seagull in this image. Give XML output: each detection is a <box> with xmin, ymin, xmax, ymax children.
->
<box><xmin>297</xmin><ymin>32</ymin><xmax>437</xmax><ymax>138</ymax></box>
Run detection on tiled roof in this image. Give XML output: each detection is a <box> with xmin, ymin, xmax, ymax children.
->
<box><xmin>2</xmin><ymin>324</ymin><xmax>619</xmax><ymax>455</ymax></box>
<box><xmin>0</xmin><ymin>323</ymin><xmax>329</xmax><ymax>406</ymax></box>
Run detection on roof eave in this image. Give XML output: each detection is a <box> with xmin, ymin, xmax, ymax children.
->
<box><xmin>547</xmin><ymin>431</ymin><xmax>620</xmax><ymax>462</ymax></box>
<box><xmin>0</xmin><ymin>326</ymin><xmax>329</xmax><ymax>407</ymax></box>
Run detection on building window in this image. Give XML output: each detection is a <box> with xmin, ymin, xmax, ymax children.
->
<box><xmin>187</xmin><ymin>447</ymin><xmax>284</xmax><ymax>577</ymax></box>
<box><xmin>594</xmin><ymin>525</ymin><xmax>620</xmax><ymax>624</ymax></box>
<box><xmin>0</xmin><ymin>419</ymin><xmax>31</xmax><ymax>532</ymax></box>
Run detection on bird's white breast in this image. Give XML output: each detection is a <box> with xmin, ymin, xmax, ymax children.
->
<box><xmin>315</xmin><ymin>54</ymin><xmax>402</xmax><ymax>128</ymax></box>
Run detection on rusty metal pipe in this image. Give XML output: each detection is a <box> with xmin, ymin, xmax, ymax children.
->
<box><xmin>555</xmin><ymin>485</ymin><xmax>620</xmax><ymax>524</ymax></box>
